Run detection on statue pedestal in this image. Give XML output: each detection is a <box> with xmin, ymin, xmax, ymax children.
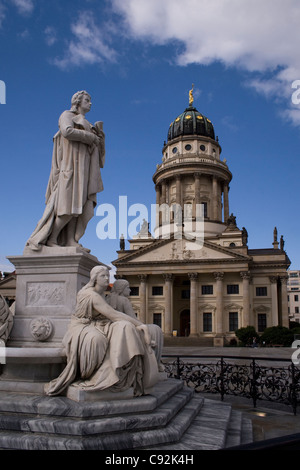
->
<box><xmin>7</xmin><ymin>247</ymin><xmax>106</xmax><ymax>347</ymax></box>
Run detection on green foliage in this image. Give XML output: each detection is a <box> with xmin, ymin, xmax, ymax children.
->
<box><xmin>235</xmin><ymin>326</ymin><xmax>259</xmax><ymax>346</ymax></box>
<box><xmin>289</xmin><ymin>321</ymin><xmax>300</xmax><ymax>329</ymax></box>
<box><xmin>259</xmin><ymin>326</ymin><xmax>294</xmax><ymax>347</ymax></box>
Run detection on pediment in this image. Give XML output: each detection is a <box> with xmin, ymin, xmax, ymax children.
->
<box><xmin>0</xmin><ymin>275</ymin><xmax>16</xmax><ymax>288</ymax></box>
<box><xmin>113</xmin><ymin>237</ymin><xmax>250</xmax><ymax>265</ymax></box>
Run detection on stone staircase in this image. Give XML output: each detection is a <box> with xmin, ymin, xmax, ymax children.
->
<box><xmin>0</xmin><ymin>379</ymin><xmax>252</xmax><ymax>450</ymax></box>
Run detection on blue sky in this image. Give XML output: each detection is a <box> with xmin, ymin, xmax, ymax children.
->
<box><xmin>0</xmin><ymin>0</ymin><xmax>300</xmax><ymax>275</ymax></box>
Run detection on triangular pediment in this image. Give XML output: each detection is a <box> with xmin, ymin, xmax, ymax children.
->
<box><xmin>113</xmin><ymin>236</ymin><xmax>251</xmax><ymax>265</ymax></box>
<box><xmin>0</xmin><ymin>274</ymin><xmax>16</xmax><ymax>288</ymax></box>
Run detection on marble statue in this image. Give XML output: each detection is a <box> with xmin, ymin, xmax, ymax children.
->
<box><xmin>44</xmin><ymin>266</ymin><xmax>159</xmax><ymax>397</ymax></box>
<box><xmin>280</xmin><ymin>235</ymin><xmax>285</xmax><ymax>251</ymax></box>
<box><xmin>242</xmin><ymin>227</ymin><xmax>248</xmax><ymax>246</ymax></box>
<box><xmin>0</xmin><ymin>295</ymin><xmax>14</xmax><ymax>343</ymax></box>
<box><xmin>107</xmin><ymin>279</ymin><xmax>164</xmax><ymax>372</ymax></box>
<box><xmin>26</xmin><ymin>91</ymin><xmax>105</xmax><ymax>252</ymax></box>
<box><xmin>189</xmin><ymin>83</ymin><xmax>194</xmax><ymax>107</ymax></box>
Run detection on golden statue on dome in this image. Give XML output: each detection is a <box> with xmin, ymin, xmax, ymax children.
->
<box><xmin>189</xmin><ymin>84</ymin><xmax>194</xmax><ymax>106</ymax></box>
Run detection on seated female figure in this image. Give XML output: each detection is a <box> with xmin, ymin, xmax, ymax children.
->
<box><xmin>44</xmin><ymin>266</ymin><xmax>158</xmax><ymax>397</ymax></box>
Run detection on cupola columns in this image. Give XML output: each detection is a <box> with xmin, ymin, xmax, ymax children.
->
<box><xmin>223</xmin><ymin>183</ymin><xmax>230</xmax><ymax>223</ymax></box>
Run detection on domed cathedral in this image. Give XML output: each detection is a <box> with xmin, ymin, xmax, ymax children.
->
<box><xmin>112</xmin><ymin>87</ymin><xmax>291</xmax><ymax>346</ymax></box>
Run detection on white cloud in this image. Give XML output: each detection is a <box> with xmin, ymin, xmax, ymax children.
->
<box><xmin>112</xmin><ymin>0</ymin><xmax>300</xmax><ymax>126</ymax></box>
<box><xmin>53</xmin><ymin>11</ymin><xmax>117</xmax><ymax>69</ymax></box>
<box><xmin>44</xmin><ymin>26</ymin><xmax>57</xmax><ymax>46</ymax></box>
<box><xmin>10</xmin><ymin>0</ymin><xmax>34</xmax><ymax>15</ymax></box>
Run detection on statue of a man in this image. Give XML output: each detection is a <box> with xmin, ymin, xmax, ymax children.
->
<box><xmin>26</xmin><ymin>91</ymin><xmax>105</xmax><ymax>252</ymax></box>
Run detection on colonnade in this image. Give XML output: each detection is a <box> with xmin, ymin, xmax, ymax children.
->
<box><xmin>136</xmin><ymin>271</ymin><xmax>289</xmax><ymax>337</ymax></box>
<box><xmin>155</xmin><ymin>173</ymin><xmax>230</xmax><ymax>224</ymax></box>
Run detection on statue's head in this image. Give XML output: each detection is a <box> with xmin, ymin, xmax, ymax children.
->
<box><xmin>89</xmin><ymin>265</ymin><xmax>109</xmax><ymax>287</ymax></box>
<box><xmin>70</xmin><ymin>90</ymin><xmax>91</xmax><ymax>113</ymax></box>
<box><xmin>112</xmin><ymin>279</ymin><xmax>130</xmax><ymax>297</ymax></box>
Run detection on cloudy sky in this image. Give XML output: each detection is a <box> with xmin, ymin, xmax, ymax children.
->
<box><xmin>0</xmin><ymin>0</ymin><xmax>300</xmax><ymax>273</ymax></box>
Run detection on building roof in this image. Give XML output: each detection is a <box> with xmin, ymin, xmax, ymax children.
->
<box><xmin>167</xmin><ymin>106</ymin><xmax>215</xmax><ymax>141</ymax></box>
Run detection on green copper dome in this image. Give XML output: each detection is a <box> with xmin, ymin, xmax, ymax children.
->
<box><xmin>168</xmin><ymin>106</ymin><xmax>215</xmax><ymax>141</ymax></box>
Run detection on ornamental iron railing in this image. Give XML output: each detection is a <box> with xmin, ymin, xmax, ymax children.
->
<box><xmin>161</xmin><ymin>355</ymin><xmax>300</xmax><ymax>415</ymax></box>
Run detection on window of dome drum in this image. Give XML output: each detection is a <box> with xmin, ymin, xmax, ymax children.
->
<box><xmin>200</xmin><ymin>144</ymin><xmax>206</xmax><ymax>151</ymax></box>
<box><xmin>172</xmin><ymin>147</ymin><xmax>178</xmax><ymax>154</ymax></box>
<box><xmin>185</xmin><ymin>144</ymin><xmax>192</xmax><ymax>151</ymax></box>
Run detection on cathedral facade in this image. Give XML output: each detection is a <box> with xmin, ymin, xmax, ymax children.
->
<box><xmin>112</xmin><ymin>94</ymin><xmax>290</xmax><ymax>345</ymax></box>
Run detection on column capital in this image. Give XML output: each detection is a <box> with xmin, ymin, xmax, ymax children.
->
<box><xmin>194</xmin><ymin>172</ymin><xmax>201</xmax><ymax>179</ymax></box>
<box><xmin>269</xmin><ymin>275</ymin><xmax>278</xmax><ymax>284</ymax></box>
<box><xmin>213</xmin><ymin>271</ymin><xmax>224</xmax><ymax>281</ymax></box>
<box><xmin>138</xmin><ymin>274</ymin><xmax>148</xmax><ymax>282</ymax></box>
<box><xmin>279</xmin><ymin>275</ymin><xmax>288</xmax><ymax>285</ymax></box>
<box><xmin>162</xmin><ymin>273</ymin><xmax>174</xmax><ymax>282</ymax></box>
<box><xmin>188</xmin><ymin>272</ymin><xmax>198</xmax><ymax>281</ymax></box>
<box><xmin>240</xmin><ymin>271</ymin><xmax>251</xmax><ymax>281</ymax></box>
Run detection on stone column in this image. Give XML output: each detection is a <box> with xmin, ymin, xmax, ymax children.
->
<box><xmin>138</xmin><ymin>274</ymin><xmax>148</xmax><ymax>323</ymax></box>
<box><xmin>269</xmin><ymin>276</ymin><xmax>279</xmax><ymax>326</ymax></box>
<box><xmin>188</xmin><ymin>272</ymin><xmax>198</xmax><ymax>337</ymax></box>
<box><xmin>279</xmin><ymin>275</ymin><xmax>289</xmax><ymax>328</ymax></box>
<box><xmin>223</xmin><ymin>183</ymin><xmax>229</xmax><ymax>223</ymax></box>
<box><xmin>175</xmin><ymin>175</ymin><xmax>181</xmax><ymax>206</ymax></box>
<box><xmin>175</xmin><ymin>175</ymin><xmax>182</xmax><ymax>226</ymax></box>
<box><xmin>194</xmin><ymin>173</ymin><xmax>201</xmax><ymax>205</ymax></box>
<box><xmin>213</xmin><ymin>272</ymin><xmax>224</xmax><ymax>344</ymax></box>
<box><xmin>155</xmin><ymin>184</ymin><xmax>161</xmax><ymax>228</ymax></box>
<box><xmin>240</xmin><ymin>271</ymin><xmax>251</xmax><ymax>327</ymax></box>
<box><xmin>212</xmin><ymin>176</ymin><xmax>218</xmax><ymax>220</ymax></box>
<box><xmin>161</xmin><ymin>181</ymin><xmax>167</xmax><ymax>225</ymax></box>
<box><xmin>163</xmin><ymin>273</ymin><xmax>174</xmax><ymax>336</ymax></box>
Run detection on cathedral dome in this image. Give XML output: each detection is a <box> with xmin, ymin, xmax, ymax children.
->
<box><xmin>167</xmin><ymin>106</ymin><xmax>215</xmax><ymax>142</ymax></box>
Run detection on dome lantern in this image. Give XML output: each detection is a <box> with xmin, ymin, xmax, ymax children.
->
<box><xmin>167</xmin><ymin>86</ymin><xmax>215</xmax><ymax>141</ymax></box>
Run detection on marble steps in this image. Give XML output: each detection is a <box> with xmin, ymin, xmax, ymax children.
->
<box><xmin>0</xmin><ymin>379</ymin><xmax>205</xmax><ymax>450</ymax></box>
<box><xmin>0</xmin><ymin>388</ymin><xmax>196</xmax><ymax>437</ymax></box>
<box><xmin>144</xmin><ymin>399</ymin><xmax>254</xmax><ymax>450</ymax></box>
<box><xmin>0</xmin><ymin>379</ymin><xmax>253</xmax><ymax>450</ymax></box>
<box><xmin>240</xmin><ymin>416</ymin><xmax>254</xmax><ymax>445</ymax></box>
<box><xmin>144</xmin><ymin>398</ymin><xmax>232</xmax><ymax>450</ymax></box>
<box><xmin>0</xmin><ymin>397</ymin><xmax>203</xmax><ymax>450</ymax></box>
<box><xmin>224</xmin><ymin>410</ymin><xmax>253</xmax><ymax>448</ymax></box>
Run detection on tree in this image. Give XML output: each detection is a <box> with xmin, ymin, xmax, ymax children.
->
<box><xmin>259</xmin><ymin>326</ymin><xmax>294</xmax><ymax>347</ymax></box>
<box><xmin>235</xmin><ymin>326</ymin><xmax>259</xmax><ymax>346</ymax></box>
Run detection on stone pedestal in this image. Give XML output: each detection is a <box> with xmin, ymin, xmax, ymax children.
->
<box><xmin>7</xmin><ymin>246</ymin><xmax>105</xmax><ymax>347</ymax></box>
